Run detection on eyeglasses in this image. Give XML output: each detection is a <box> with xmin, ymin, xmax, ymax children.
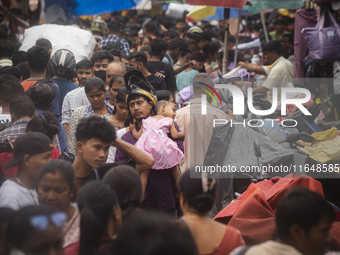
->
<box><xmin>30</xmin><ymin>211</ymin><xmax>67</xmax><ymax>231</ymax></box>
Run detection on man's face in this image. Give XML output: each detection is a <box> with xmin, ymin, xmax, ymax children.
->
<box><xmin>219</xmin><ymin>20</ymin><xmax>226</xmax><ymax>29</ymax></box>
<box><xmin>129</xmin><ymin>58</ymin><xmax>141</xmax><ymax>71</ymax></box>
<box><xmin>281</xmin><ymin>37</ymin><xmax>290</xmax><ymax>51</ymax></box>
<box><xmin>176</xmin><ymin>22</ymin><xmax>186</xmax><ymax>32</ymax></box>
<box><xmin>188</xmin><ymin>44</ymin><xmax>198</xmax><ymax>55</ymax></box>
<box><xmin>93</xmin><ymin>59</ymin><xmax>110</xmax><ymax>71</ymax></box>
<box><xmin>296</xmin><ymin>215</ymin><xmax>333</xmax><ymax>255</ymax></box>
<box><xmin>276</xmin><ymin>24</ymin><xmax>284</xmax><ymax>33</ymax></box>
<box><xmin>128</xmin><ymin>96</ymin><xmax>153</xmax><ymax>121</ymax></box>
<box><xmin>77</xmin><ymin>68</ymin><xmax>93</xmax><ymax>86</ymax></box>
<box><xmin>78</xmin><ymin>138</ymin><xmax>111</xmax><ymax>169</ymax></box>
<box><xmin>109</xmin><ymin>81</ymin><xmax>125</xmax><ymax>105</ymax></box>
<box><xmin>27</xmin><ymin>150</ymin><xmax>53</xmax><ymax>176</ymax></box>
<box><xmin>195</xmin><ymin>61</ymin><xmax>204</xmax><ymax>71</ymax></box>
<box><xmin>262</xmin><ymin>51</ymin><xmax>277</xmax><ymax>65</ymax></box>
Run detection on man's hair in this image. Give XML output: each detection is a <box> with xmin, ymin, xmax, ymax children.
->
<box><xmin>91</xmin><ymin>50</ymin><xmax>114</xmax><ymax>65</ymax></box>
<box><xmin>16</xmin><ymin>62</ymin><xmax>30</xmax><ymax>80</ymax></box>
<box><xmin>0</xmin><ymin>81</ymin><xmax>24</xmax><ymax>104</ymax></box>
<box><xmin>180</xmin><ymin>49</ymin><xmax>191</xmax><ymax>58</ymax></box>
<box><xmin>228</xmin><ymin>34</ymin><xmax>236</xmax><ymax>44</ymax></box>
<box><xmin>128</xmin><ymin>10</ymin><xmax>138</xmax><ymax>19</ymax></box>
<box><xmin>282</xmin><ymin>34</ymin><xmax>294</xmax><ymax>45</ymax></box>
<box><xmin>11</xmin><ymin>51</ymin><xmax>27</xmax><ymax>66</ymax></box>
<box><xmin>186</xmin><ymin>39</ymin><xmax>198</xmax><ymax>48</ymax></box>
<box><xmin>26</xmin><ymin>45</ymin><xmax>50</xmax><ymax>72</ymax></box>
<box><xmin>76</xmin><ymin>115</ymin><xmax>116</xmax><ymax>144</ymax></box>
<box><xmin>9</xmin><ymin>96</ymin><xmax>35</xmax><ymax>119</ymax></box>
<box><xmin>107</xmin><ymin>21</ymin><xmax>121</xmax><ymax>34</ymax></box>
<box><xmin>140</xmin><ymin>46</ymin><xmax>151</xmax><ymax>55</ymax></box>
<box><xmin>176</xmin><ymin>18</ymin><xmax>186</xmax><ymax>24</ymax></box>
<box><xmin>263</xmin><ymin>40</ymin><xmax>282</xmax><ymax>55</ymax></box>
<box><xmin>144</xmin><ymin>21</ymin><xmax>157</xmax><ymax>34</ymax></box>
<box><xmin>126</xmin><ymin>51</ymin><xmax>147</xmax><ymax>67</ymax></box>
<box><xmin>0</xmin><ymin>66</ymin><xmax>21</xmax><ymax>80</ymax></box>
<box><xmin>109</xmin><ymin>74</ymin><xmax>124</xmax><ymax>88</ymax></box>
<box><xmin>0</xmin><ymin>40</ymin><xmax>16</xmax><ymax>59</ymax></box>
<box><xmin>155</xmin><ymin>100</ymin><xmax>170</xmax><ymax>113</ymax></box>
<box><xmin>198</xmin><ymin>32</ymin><xmax>212</xmax><ymax>43</ymax></box>
<box><xmin>192</xmin><ymin>53</ymin><xmax>206</xmax><ymax>63</ymax></box>
<box><xmin>150</xmin><ymin>38</ymin><xmax>168</xmax><ymax>57</ymax></box>
<box><xmin>202</xmin><ymin>44</ymin><xmax>219</xmax><ymax>59</ymax></box>
<box><xmin>168</xmin><ymin>38</ymin><xmax>186</xmax><ymax>52</ymax></box>
<box><xmin>35</xmin><ymin>38</ymin><xmax>52</xmax><ymax>51</ymax></box>
<box><xmin>76</xmin><ymin>59</ymin><xmax>93</xmax><ymax>70</ymax></box>
<box><xmin>276</xmin><ymin>187</ymin><xmax>335</xmax><ymax>242</ymax></box>
<box><xmin>109</xmin><ymin>49</ymin><xmax>122</xmax><ymax>61</ymax></box>
<box><xmin>159</xmin><ymin>31</ymin><xmax>170</xmax><ymax>39</ymax></box>
<box><xmin>29</xmin><ymin>81</ymin><xmax>56</xmax><ymax>110</ymax></box>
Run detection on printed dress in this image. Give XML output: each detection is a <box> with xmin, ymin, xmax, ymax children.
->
<box><xmin>135</xmin><ymin>117</ymin><xmax>184</xmax><ymax>170</ymax></box>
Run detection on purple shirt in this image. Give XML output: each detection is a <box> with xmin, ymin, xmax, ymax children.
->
<box><xmin>115</xmin><ymin>122</ymin><xmax>184</xmax><ymax>211</ymax></box>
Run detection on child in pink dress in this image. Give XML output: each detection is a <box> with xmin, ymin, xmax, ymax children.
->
<box><xmin>130</xmin><ymin>100</ymin><xmax>184</xmax><ymax>192</ymax></box>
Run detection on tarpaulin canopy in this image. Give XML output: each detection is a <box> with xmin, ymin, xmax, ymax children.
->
<box><xmin>250</xmin><ymin>0</ymin><xmax>304</xmax><ymax>10</ymax></box>
<box><xmin>187</xmin><ymin>7</ymin><xmax>243</xmax><ymax>22</ymax></box>
<box><xmin>73</xmin><ymin>0</ymin><xmax>142</xmax><ymax>15</ymax></box>
<box><xmin>213</xmin><ymin>174</ymin><xmax>340</xmax><ymax>250</ymax></box>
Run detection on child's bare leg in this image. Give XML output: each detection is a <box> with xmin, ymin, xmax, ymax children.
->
<box><xmin>141</xmin><ymin>169</ymin><xmax>150</xmax><ymax>198</ymax></box>
<box><xmin>171</xmin><ymin>165</ymin><xmax>181</xmax><ymax>184</ymax></box>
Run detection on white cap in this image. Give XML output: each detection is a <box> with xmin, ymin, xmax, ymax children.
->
<box><xmin>332</xmin><ymin>1</ymin><xmax>340</xmax><ymax>10</ymax></box>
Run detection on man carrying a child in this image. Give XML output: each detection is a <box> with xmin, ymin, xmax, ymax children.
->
<box><xmin>115</xmin><ymin>72</ymin><xmax>184</xmax><ymax>214</ymax></box>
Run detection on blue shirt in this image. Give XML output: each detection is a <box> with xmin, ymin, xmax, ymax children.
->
<box><xmin>50</xmin><ymin>78</ymin><xmax>78</xmax><ymax>117</ymax></box>
<box><xmin>35</xmin><ymin>110</ymin><xmax>68</xmax><ymax>152</ymax></box>
<box><xmin>98</xmin><ymin>35</ymin><xmax>131</xmax><ymax>55</ymax></box>
<box><xmin>176</xmin><ymin>69</ymin><xmax>199</xmax><ymax>91</ymax></box>
<box><xmin>162</xmin><ymin>52</ymin><xmax>174</xmax><ymax>66</ymax></box>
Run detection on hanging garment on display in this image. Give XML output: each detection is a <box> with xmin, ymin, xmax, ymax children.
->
<box><xmin>304</xmin><ymin>8</ymin><xmax>340</xmax><ymax>63</ymax></box>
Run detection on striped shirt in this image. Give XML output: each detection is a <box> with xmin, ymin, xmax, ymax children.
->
<box><xmin>174</xmin><ymin>98</ymin><xmax>229</xmax><ymax>171</ymax></box>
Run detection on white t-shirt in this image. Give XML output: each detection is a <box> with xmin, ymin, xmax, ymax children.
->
<box><xmin>0</xmin><ymin>179</ymin><xmax>38</xmax><ymax>210</ymax></box>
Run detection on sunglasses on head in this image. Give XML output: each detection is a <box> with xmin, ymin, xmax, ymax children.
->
<box><xmin>30</xmin><ymin>211</ymin><xmax>67</xmax><ymax>231</ymax></box>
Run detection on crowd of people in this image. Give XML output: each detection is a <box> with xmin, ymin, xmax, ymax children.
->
<box><xmin>0</xmin><ymin>8</ymin><xmax>336</xmax><ymax>255</ymax></box>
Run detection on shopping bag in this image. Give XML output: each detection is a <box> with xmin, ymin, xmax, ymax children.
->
<box><xmin>303</xmin><ymin>8</ymin><xmax>340</xmax><ymax>62</ymax></box>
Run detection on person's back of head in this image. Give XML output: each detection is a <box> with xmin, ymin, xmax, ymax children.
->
<box><xmin>77</xmin><ymin>181</ymin><xmax>120</xmax><ymax>255</ymax></box>
<box><xmin>91</xmin><ymin>50</ymin><xmax>114</xmax><ymax>65</ymax></box>
<box><xmin>0</xmin><ymin>80</ymin><xmax>24</xmax><ymax>106</ymax></box>
<box><xmin>150</xmin><ymin>38</ymin><xmax>168</xmax><ymax>58</ymax></box>
<box><xmin>144</xmin><ymin>21</ymin><xmax>157</xmax><ymax>36</ymax></box>
<box><xmin>276</xmin><ymin>187</ymin><xmax>334</xmax><ymax>251</ymax></box>
<box><xmin>156</xmin><ymin>90</ymin><xmax>171</xmax><ymax>101</ymax></box>
<box><xmin>109</xmin><ymin>49</ymin><xmax>123</xmax><ymax>62</ymax></box>
<box><xmin>0</xmin><ymin>28</ymin><xmax>8</xmax><ymax>41</ymax></box>
<box><xmin>128</xmin><ymin>10</ymin><xmax>138</xmax><ymax>20</ymax></box>
<box><xmin>29</xmin><ymin>81</ymin><xmax>56</xmax><ymax>111</ymax></box>
<box><xmin>7</xmin><ymin>205</ymin><xmax>64</xmax><ymax>255</ymax></box>
<box><xmin>12</xmin><ymin>51</ymin><xmax>27</xmax><ymax>66</ymax></box>
<box><xmin>26</xmin><ymin>112</ymin><xmax>60</xmax><ymax>141</ymax></box>
<box><xmin>76</xmin><ymin>115</ymin><xmax>116</xmax><ymax>145</ymax></box>
<box><xmin>0</xmin><ymin>66</ymin><xmax>21</xmax><ymax>80</ymax></box>
<box><xmin>263</xmin><ymin>40</ymin><xmax>282</xmax><ymax>55</ymax></box>
<box><xmin>16</xmin><ymin>62</ymin><xmax>30</xmax><ymax>80</ymax></box>
<box><xmin>179</xmin><ymin>170</ymin><xmax>216</xmax><ymax>216</ymax></box>
<box><xmin>35</xmin><ymin>38</ymin><xmax>52</xmax><ymax>53</ymax></box>
<box><xmin>107</xmin><ymin>21</ymin><xmax>121</xmax><ymax>34</ymax></box>
<box><xmin>102</xmin><ymin>165</ymin><xmax>142</xmax><ymax>220</ymax></box>
<box><xmin>202</xmin><ymin>44</ymin><xmax>219</xmax><ymax>59</ymax></box>
<box><xmin>9</xmin><ymin>96</ymin><xmax>35</xmax><ymax>121</ymax></box>
<box><xmin>51</xmin><ymin>49</ymin><xmax>76</xmax><ymax>78</ymax></box>
<box><xmin>113</xmin><ymin>212</ymin><xmax>198</xmax><ymax>255</ymax></box>
<box><xmin>168</xmin><ymin>37</ymin><xmax>186</xmax><ymax>52</ymax></box>
<box><xmin>0</xmin><ymin>40</ymin><xmax>16</xmax><ymax>60</ymax></box>
<box><xmin>26</xmin><ymin>45</ymin><xmax>50</xmax><ymax>73</ymax></box>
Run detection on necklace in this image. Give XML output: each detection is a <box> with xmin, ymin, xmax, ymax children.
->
<box><xmin>14</xmin><ymin>177</ymin><xmax>38</xmax><ymax>205</ymax></box>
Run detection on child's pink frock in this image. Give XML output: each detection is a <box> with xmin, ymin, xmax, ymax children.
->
<box><xmin>135</xmin><ymin>116</ymin><xmax>184</xmax><ymax>170</ymax></box>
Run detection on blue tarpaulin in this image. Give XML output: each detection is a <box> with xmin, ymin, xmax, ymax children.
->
<box><xmin>73</xmin><ymin>0</ymin><xmax>142</xmax><ymax>15</ymax></box>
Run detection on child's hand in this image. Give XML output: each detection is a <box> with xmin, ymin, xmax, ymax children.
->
<box><xmin>129</xmin><ymin>123</ymin><xmax>136</xmax><ymax>131</ymax></box>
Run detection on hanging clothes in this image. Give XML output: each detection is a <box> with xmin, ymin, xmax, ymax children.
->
<box><xmin>294</xmin><ymin>8</ymin><xmax>317</xmax><ymax>80</ymax></box>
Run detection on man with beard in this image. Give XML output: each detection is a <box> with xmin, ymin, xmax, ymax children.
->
<box><xmin>62</xmin><ymin>59</ymin><xmax>94</xmax><ymax>136</ymax></box>
<box><xmin>73</xmin><ymin>50</ymin><xmax>114</xmax><ymax>109</ymax></box>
